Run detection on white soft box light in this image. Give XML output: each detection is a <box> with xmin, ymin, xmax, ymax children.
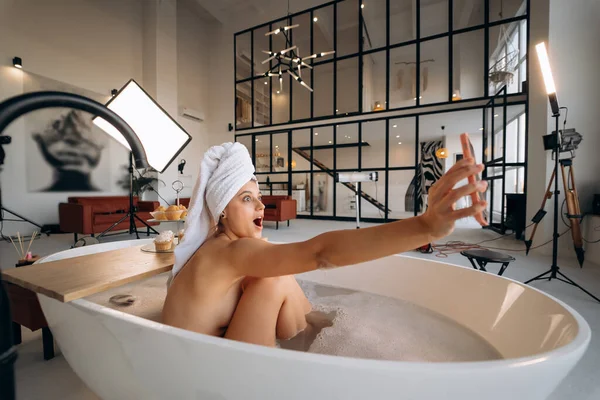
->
<box><xmin>93</xmin><ymin>79</ymin><xmax>191</xmax><ymax>173</ymax></box>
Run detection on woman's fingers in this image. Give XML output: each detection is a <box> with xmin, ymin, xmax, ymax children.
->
<box><xmin>441</xmin><ymin>180</ymin><xmax>488</xmax><ymax>209</ymax></box>
<box><xmin>432</xmin><ymin>164</ymin><xmax>484</xmax><ymax>199</ymax></box>
<box><xmin>452</xmin><ymin>201</ymin><xmax>488</xmax><ymax>221</ymax></box>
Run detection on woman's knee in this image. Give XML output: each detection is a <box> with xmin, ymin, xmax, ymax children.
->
<box><xmin>243</xmin><ymin>277</ymin><xmax>286</xmax><ymax>299</ymax></box>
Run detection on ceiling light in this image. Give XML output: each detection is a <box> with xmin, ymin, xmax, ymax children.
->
<box><xmin>479</xmin><ymin>128</ymin><xmax>484</xmax><ymax>131</ymax></box>
<box><xmin>328</xmin><ymin>140</ymin><xmax>332</xmax><ymax>144</ymax></box>
<box><xmin>393</xmin><ymin>124</ymin><xmax>397</xmax><ymax>128</ymax></box>
<box><xmin>336</xmin><ymin>109</ymin><xmax>339</xmax><ymax>112</ymax></box>
<box><xmin>361</xmin><ymin>4</ymin><xmax>365</xmax><ymax>9</ymax></box>
<box><xmin>494</xmin><ymin>114</ymin><xmax>499</xmax><ymax>117</ymax></box>
<box><xmin>255</xmin><ymin>139</ymin><xmax>259</xmax><ymax>142</ymax></box>
<box><xmin>396</xmin><ymin>135</ymin><xmax>400</xmax><ymax>138</ymax></box>
<box><xmin>315</xmin><ymin>132</ymin><xmax>319</xmax><ymax>135</ymax></box>
<box><xmin>398</xmin><ymin>142</ymin><xmax>402</xmax><ymax>145</ymax></box>
<box><xmin>12</xmin><ymin>57</ymin><xmax>22</xmax><ymax>69</ymax></box>
<box><xmin>264</xmin><ymin>81</ymin><xmax>268</xmax><ymax>85</ymax></box>
<box><xmin>313</xmin><ymin>17</ymin><xmax>318</xmax><ymax>22</ymax></box>
<box><xmin>276</xmin><ymin>90</ymin><xmax>280</xmax><ymax>94</ymax></box>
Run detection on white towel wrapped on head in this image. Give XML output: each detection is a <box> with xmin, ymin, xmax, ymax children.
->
<box><xmin>169</xmin><ymin>142</ymin><xmax>256</xmax><ymax>286</ymax></box>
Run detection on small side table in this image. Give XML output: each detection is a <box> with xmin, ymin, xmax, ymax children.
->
<box><xmin>7</xmin><ymin>256</ymin><xmax>55</xmax><ymax>360</ymax></box>
<box><xmin>460</xmin><ymin>249</ymin><xmax>516</xmax><ymax>276</ymax></box>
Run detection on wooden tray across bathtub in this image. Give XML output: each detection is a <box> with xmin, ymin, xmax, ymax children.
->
<box><xmin>1</xmin><ymin>245</ymin><xmax>174</xmax><ymax>303</ymax></box>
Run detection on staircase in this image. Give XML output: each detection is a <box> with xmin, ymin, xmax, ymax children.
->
<box><xmin>292</xmin><ymin>148</ymin><xmax>390</xmax><ymax>214</ymax></box>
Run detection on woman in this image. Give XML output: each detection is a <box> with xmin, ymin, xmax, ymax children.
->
<box><xmin>162</xmin><ymin>143</ymin><xmax>487</xmax><ymax>347</ymax></box>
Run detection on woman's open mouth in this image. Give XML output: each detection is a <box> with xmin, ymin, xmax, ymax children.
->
<box><xmin>253</xmin><ymin>217</ymin><xmax>263</xmax><ymax>228</ymax></box>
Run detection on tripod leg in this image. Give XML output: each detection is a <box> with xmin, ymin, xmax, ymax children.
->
<box><xmin>134</xmin><ymin>214</ymin><xmax>159</xmax><ymax>235</ymax></box>
<box><xmin>556</xmin><ymin>271</ymin><xmax>600</xmax><ymax>303</ymax></box>
<box><xmin>1</xmin><ymin>207</ymin><xmax>46</xmax><ymax>232</ymax></box>
<box><xmin>96</xmin><ymin>213</ymin><xmax>130</xmax><ymax>240</ymax></box>
<box><xmin>525</xmin><ymin>168</ymin><xmax>556</xmax><ymax>254</ymax></box>
<box><xmin>524</xmin><ymin>269</ymin><xmax>552</xmax><ymax>284</ymax></box>
<box><xmin>561</xmin><ymin>164</ymin><xmax>584</xmax><ymax>266</ymax></box>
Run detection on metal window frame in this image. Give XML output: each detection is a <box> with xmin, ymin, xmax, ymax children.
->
<box><xmin>233</xmin><ymin>0</ymin><xmax>529</xmax><ymax>223</ymax></box>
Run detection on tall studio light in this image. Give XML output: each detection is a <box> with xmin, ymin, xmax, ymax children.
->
<box><xmin>93</xmin><ymin>79</ymin><xmax>191</xmax><ymax>173</ymax></box>
<box><xmin>92</xmin><ymin>79</ymin><xmax>192</xmax><ymax>240</ymax></box>
<box><xmin>535</xmin><ymin>42</ymin><xmax>559</xmax><ymax>116</ymax></box>
<box><xmin>523</xmin><ymin>42</ymin><xmax>600</xmax><ymax>303</ymax></box>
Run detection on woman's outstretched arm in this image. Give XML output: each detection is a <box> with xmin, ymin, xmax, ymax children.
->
<box><xmin>226</xmin><ymin>158</ymin><xmax>488</xmax><ymax>278</ymax></box>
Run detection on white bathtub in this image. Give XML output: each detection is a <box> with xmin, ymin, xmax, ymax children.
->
<box><xmin>36</xmin><ymin>239</ymin><xmax>590</xmax><ymax>400</ymax></box>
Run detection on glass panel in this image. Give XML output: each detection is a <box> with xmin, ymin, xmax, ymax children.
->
<box><xmin>272</xmin><ymin>73</ymin><xmax>290</xmax><ymax>124</ymax></box>
<box><xmin>292</xmin><ymin>13</ymin><xmax>311</xmax><ymax>65</ymax></box>
<box><xmin>337</xmin><ymin>0</ymin><xmax>359</xmax><ymax>57</ymax></box>
<box><xmin>235</xmin><ymin>82</ymin><xmax>252</xmax><ymax>129</ymax></box>
<box><xmin>236</xmin><ymin>135</ymin><xmax>253</xmax><ymax>160</ymax></box>
<box><xmin>292</xmin><ymin>68</ymin><xmax>311</xmax><ymax>121</ymax></box>
<box><xmin>361</xmin><ymin>120</ymin><xmax>386</xmax><ymax>169</ymax></box>
<box><xmin>505</xmin><ymin>166</ymin><xmax>525</xmax><ymax>194</ymax></box>
<box><xmin>489</xmin><ymin>22</ymin><xmax>521</xmax><ymax>95</ymax></box>
<box><xmin>253</xmin><ymin>26</ymin><xmax>270</xmax><ymax>77</ymax></box>
<box><xmin>336</xmin><ymin>182</ymin><xmax>357</xmax><ymax>217</ymax></box>
<box><xmin>484</xmin><ymin>107</ymin><xmax>493</xmax><ymax>163</ymax></box>
<box><xmin>363</xmin><ymin>51</ymin><xmax>387</xmax><ymax>112</ymax></box>
<box><xmin>453</xmin><ymin>0</ymin><xmax>484</xmax><ymax>30</ymax></box>
<box><xmin>337</xmin><ymin>57</ymin><xmax>359</xmax><ymax>115</ymax></box>
<box><xmin>254</xmin><ymin>135</ymin><xmax>271</xmax><ymax>173</ymax></box>
<box><xmin>362</xmin><ymin>0</ymin><xmax>387</xmax><ymax>51</ymax></box>
<box><xmin>421</xmin><ymin>37</ymin><xmax>448</xmax><ymax>104</ymax></box>
<box><xmin>312</xmin><ymin>126</ymin><xmax>334</xmax><ymax>172</ymax></box>
<box><xmin>235</xmin><ymin>32</ymin><xmax>252</xmax><ymax>80</ymax></box>
<box><xmin>390</xmin><ymin>0</ymin><xmax>415</xmax><ymax>45</ymax></box>
<box><xmin>292</xmin><ymin>173</ymin><xmax>311</xmax><ymax>215</ymax></box>
<box><xmin>313</xmin><ymin>6</ymin><xmax>335</xmax><ymax>63</ymax></box>
<box><xmin>421</xmin><ymin>0</ymin><xmax>448</xmax><ymax>38</ymax></box>
<box><xmin>492</xmin><ymin>179</ymin><xmax>504</xmax><ymax>224</ymax></box>
<box><xmin>314</xmin><ymin>62</ymin><xmax>334</xmax><ymax>117</ymax></box>
<box><xmin>505</xmin><ymin>117</ymin><xmax>518</xmax><ymax>163</ymax></box>
<box><xmin>490</xmin><ymin>0</ymin><xmax>526</xmax><ymax>23</ymax></box>
<box><xmin>389</xmin><ymin>117</ymin><xmax>416</xmax><ymax>168</ymax></box>
<box><xmin>493</xmin><ymin>97</ymin><xmax>504</xmax><ymax>161</ymax></box>
<box><xmin>453</xmin><ymin>29</ymin><xmax>485</xmax><ymax>100</ymax></box>
<box><xmin>389</xmin><ymin>44</ymin><xmax>417</xmax><ymax>109</ymax></box>
<box><xmin>361</xmin><ymin>175</ymin><xmax>386</xmax><ymax>219</ymax></box>
<box><xmin>291</xmin><ymin>129</ymin><xmax>311</xmax><ymax>171</ymax></box>
<box><xmin>388</xmin><ymin>169</ymin><xmax>417</xmax><ymax>219</ymax></box>
<box><xmin>336</xmin><ymin>123</ymin><xmax>359</xmax><ymax>170</ymax></box>
<box><xmin>259</xmin><ymin>173</ymin><xmax>289</xmax><ymax>195</ymax></box>
<box><xmin>271</xmin><ymin>18</ymin><xmax>288</xmax><ymax>57</ymax></box>
<box><xmin>311</xmin><ymin>172</ymin><xmax>334</xmax><ymax>216</ymax></box>
<box><xmin>254</xmin><ymin>77</ymin><xmax>270</xmax><ymax>127</ymax></box>
<box><xmin>272</xmin><ymin>132</ymin><xmax>289</xmax><ymax>173</ymax></box>
<box><xmin>518</xmin><ymin>113</ymin><xmax>526</xmax><ymax>163</ymax></box>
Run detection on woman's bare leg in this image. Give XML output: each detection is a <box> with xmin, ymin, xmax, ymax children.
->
<box><xmin>225</xmin><ymin>277</ymin><xmax>310</xmax><ymax>346</ymax></box>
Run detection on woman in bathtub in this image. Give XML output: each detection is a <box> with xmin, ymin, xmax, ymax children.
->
<box><xmin>162</xmin><ymin>142</ymin><xmax>487</xmax><ymax>347</ymax></box>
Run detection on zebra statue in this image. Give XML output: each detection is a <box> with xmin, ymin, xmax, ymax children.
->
<box><xmin>405</xmin><ymin>140</ymin><xmax>444</xmax><ymax>213</ymax></box>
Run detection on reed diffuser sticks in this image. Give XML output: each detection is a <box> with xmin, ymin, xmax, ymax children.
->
<box><xmin>9</xmin><ymin>231</ymin><xmax>38</xmax><ymax>261</ymax></box>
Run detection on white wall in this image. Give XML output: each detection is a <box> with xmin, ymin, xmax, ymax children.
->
<box><xmin>549</xmin><ymin>0</ymin><xmax>600</xmax><ymax>260</ymax></box>
<box><xmin>0</xmin><ymin>0</ymin><xmax>214</xmax><ymax>236</ymax></box>
<box><xmin>0</xmin><ymin>0</ymin><xmax>144</xmax><ymax>236</ymax></box>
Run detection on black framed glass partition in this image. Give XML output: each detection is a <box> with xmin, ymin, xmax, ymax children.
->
<box><xmin>234</xmin><ymin>0</ymin><xmax>529</xmax><ymax>130</ymax></box>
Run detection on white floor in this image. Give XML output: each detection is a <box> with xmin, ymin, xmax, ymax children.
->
<box><xmin>1</xmin><ymin>219</ymin><xmax>600</xmax><ymax>399</ymax></box>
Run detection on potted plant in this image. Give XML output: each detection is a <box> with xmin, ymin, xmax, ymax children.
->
<box><xmin>117</xmin><ymin>166</ymin><xmax>165</xmax><ymax>200</ymax></box>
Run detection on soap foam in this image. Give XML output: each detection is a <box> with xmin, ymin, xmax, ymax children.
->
<box><xmin>87</xmin><ymin>275</ymin><xmax>501</xmax><ymax>362</ymax></box>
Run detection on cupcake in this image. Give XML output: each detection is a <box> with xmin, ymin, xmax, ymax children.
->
<box><xmin>154</xmin><ymin>230</ymin><xmax>174</xmax><ymax>251</ymax></box>
<box><xmin>165</xmin><ymin>205</ymin><xmax>184</xmax><ymax>221</ymax></box>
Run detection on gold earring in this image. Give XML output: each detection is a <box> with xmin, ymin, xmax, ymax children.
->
<box><xmin>221</xmin><ymin>213</ymin><xmax>226</xmax><ymax>219</ymax></box>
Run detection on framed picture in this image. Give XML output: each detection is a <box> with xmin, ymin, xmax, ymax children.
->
<box><xmin>276</xmin><ymin>157</ymin><xmax>285</xmax><ymax>168</ymax></box>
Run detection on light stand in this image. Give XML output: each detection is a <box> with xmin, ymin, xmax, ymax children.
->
<box><xmin>95</xmin><ymin>152</ymin><xmax>159</xmax><ymax>240</ymax></box>
<box><xmin>0</xmin><ymin>91</ymin><xmax>151</xmax><ymax>400</ymax></box>
<box><xmin>335</xmin><ymin>172</ymin><xmax>378</xmax><ymax>229</ymax></box>
<box><xmin>523</xmin><ymin>43</ymin><xmax>600</xmax><ymax>303</ymax></box>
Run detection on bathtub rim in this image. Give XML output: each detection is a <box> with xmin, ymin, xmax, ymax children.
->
<box><xmin>37</xmin><ymin>252</ymin><xmax>590</xmax><ymax>373</ymax></box>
